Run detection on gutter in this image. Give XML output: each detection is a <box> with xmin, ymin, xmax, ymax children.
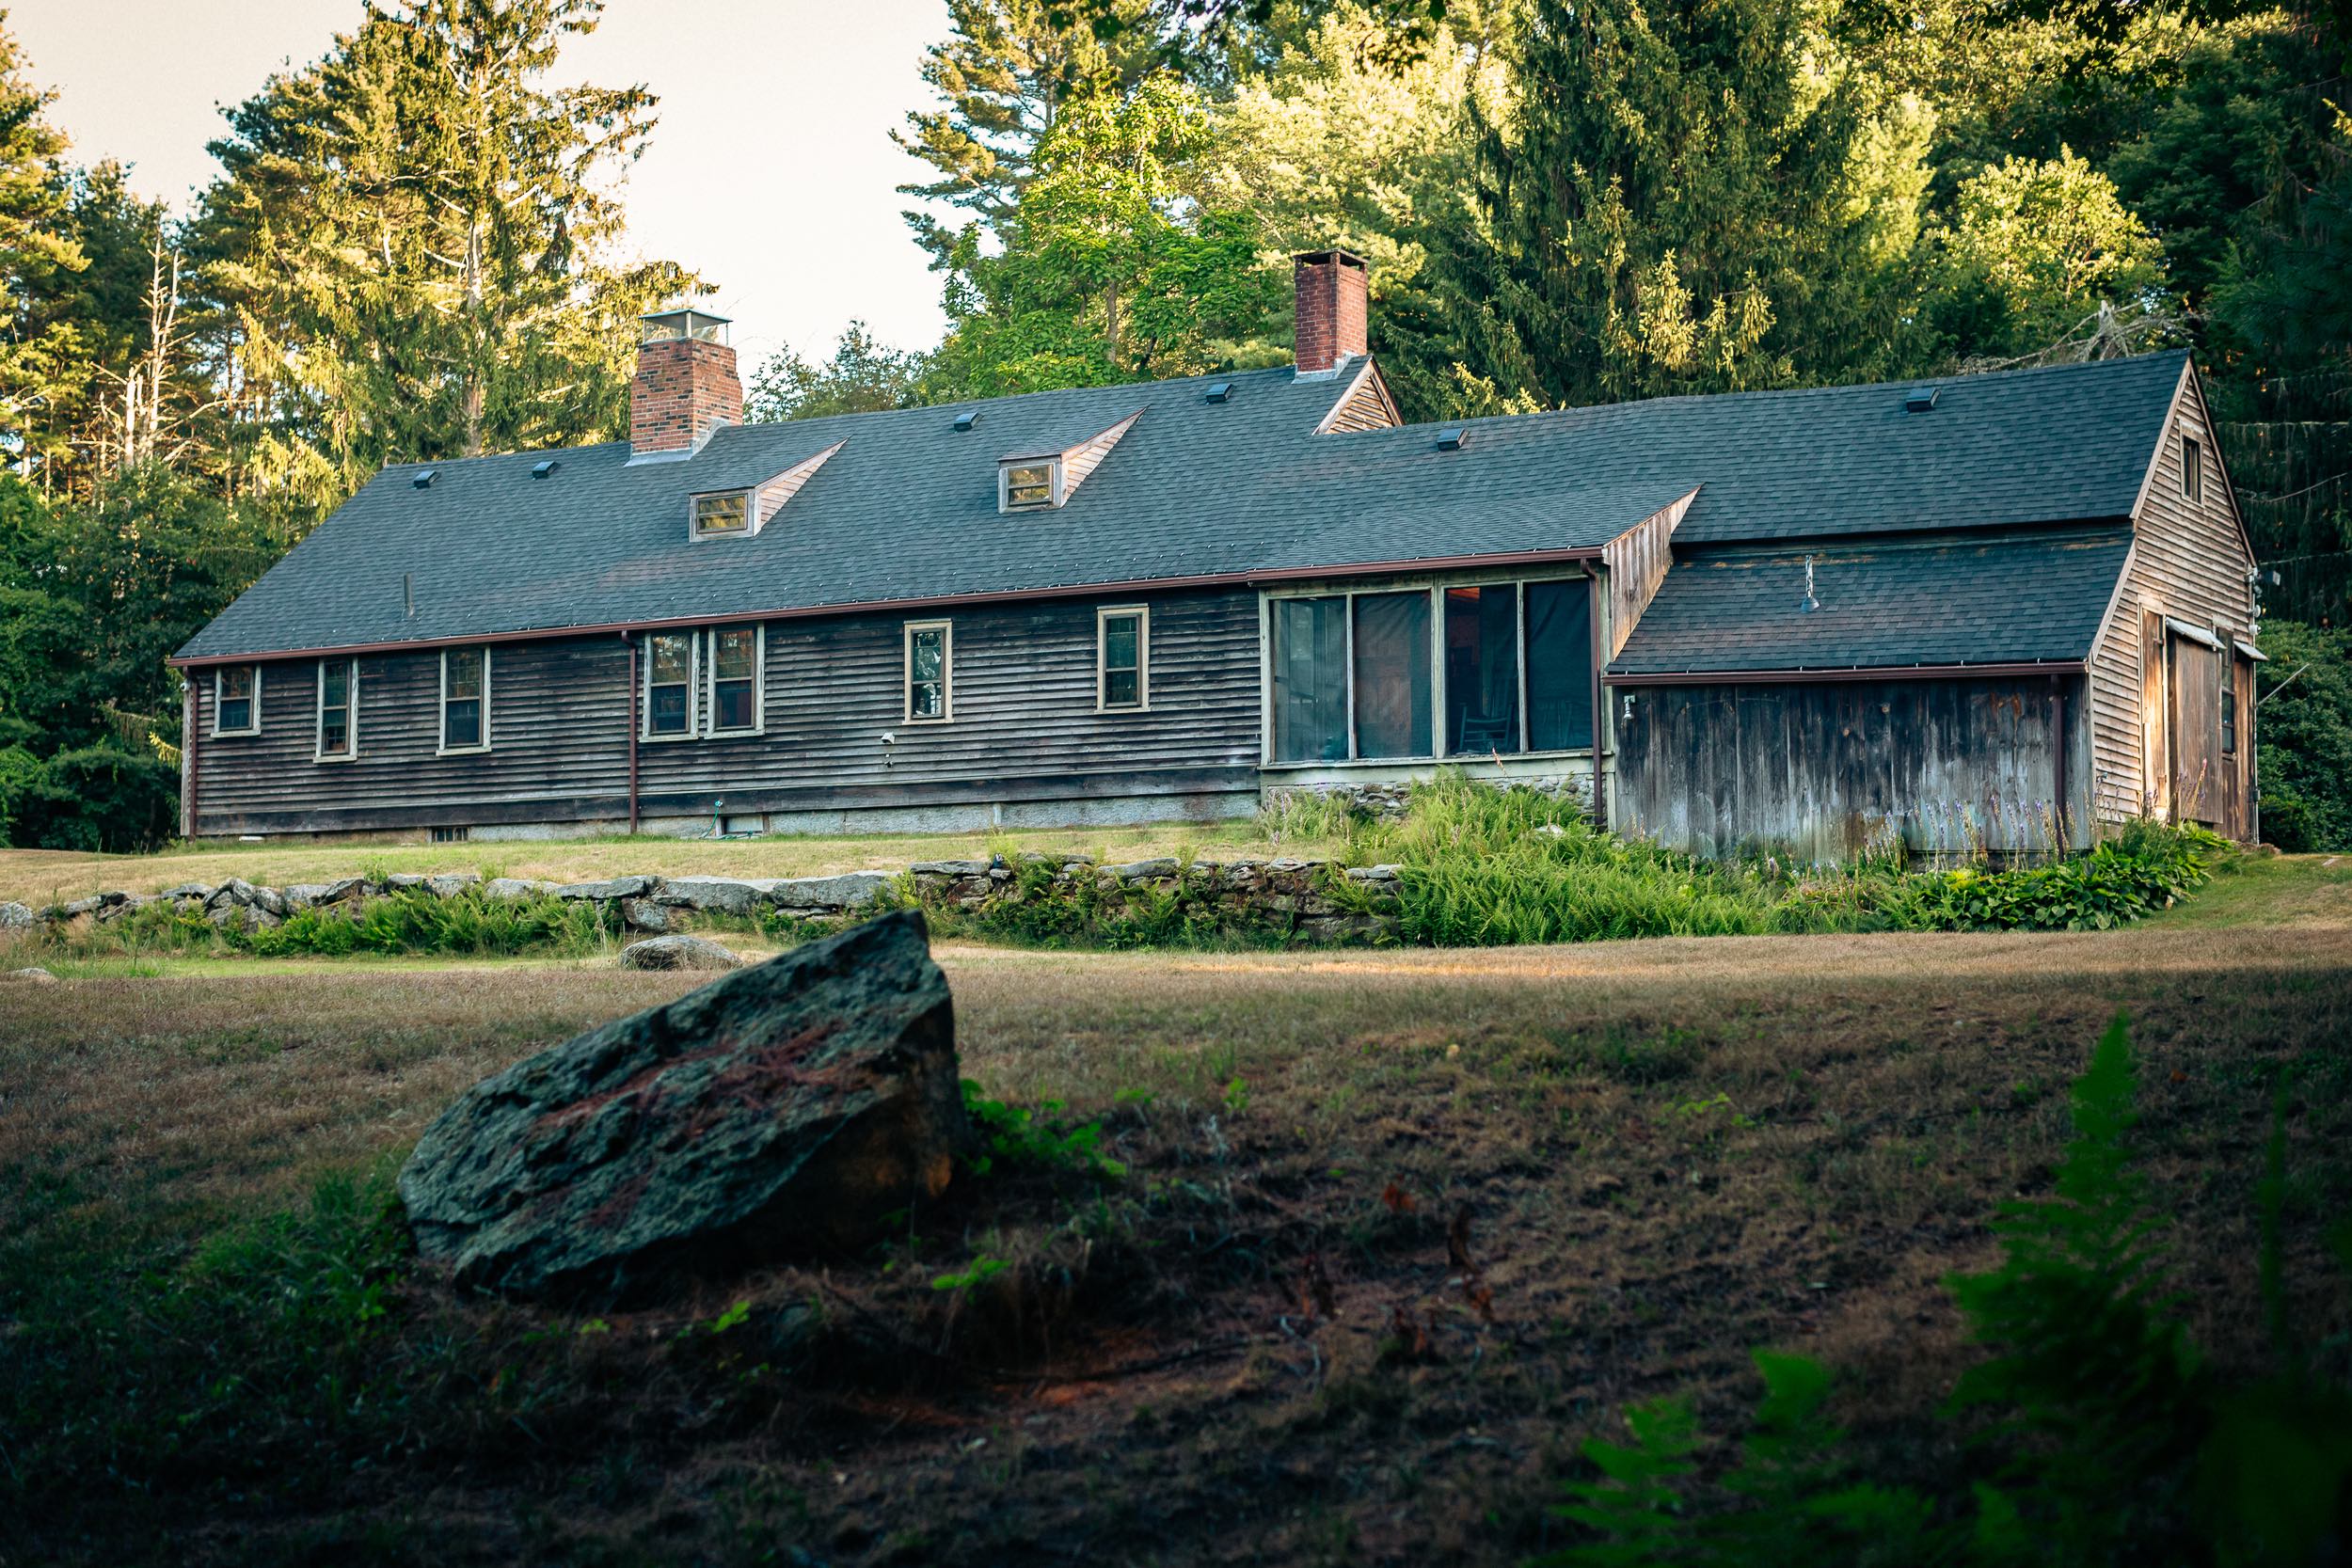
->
<box><xmin>166</xmin><ymin>546</ymin><xmax>1613</xmax><ymax>670</ymax></box>
<box><xmin>1606</xmin><ymin>659</ymin><xmax>2087</xmax><ymax>687</ymax></box>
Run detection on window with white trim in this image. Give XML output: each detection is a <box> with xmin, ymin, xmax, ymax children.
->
<box><xmin>213</xmin><ymin>664</ymin><xmax>260</xmax><ymax>736</ymax></box>
<box><xmin>644</xmin><ymin>632</ymin><xmax>696</xmax><ymax>738</ymax></box>
<box><xmin>999</xmin><ymin>459</ymin><xmax>1059</xmax><ymax>511</ymax></box>
<box><xmin>439</xmin><ymin>647</ymin><xmax>489</xmax><ymax>752</ymax></box>
<box><xmin>2182</xmin><ymin>435</ymin><xmax>2202</xmax><ymax>502</ymax></box>
<box><xmin>905</xmin><ymin>620</ymin><xmax>951</xmax><ymax>722</ymax></box>
<box><xmin>1268</xmin><ymin>578</ymin><xmax>1595</xmax><ymax>765</ymax></box>
<box><xmin>316</xmin><ymin>658</ymin><xmax>358</xmax><ymax>761</ymax></box>
<box><xmin>1098</xmin><ymin>607</ymin><xmax>1148</xmax><ymax>711</ymax></box>
<box><xmin>707</xmin><ymin>625</ymin><xmax>761</xmax><ymax>734</ymax></box>
<box><xmin>691</xmin><ymin>490</ymin><xmax>751</xmax><ymax>537</ymax></box>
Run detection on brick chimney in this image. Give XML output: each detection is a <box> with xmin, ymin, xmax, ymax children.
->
<box><xmin>629</xmin><ymin>307</ymin><xmax>742</xmax><ymax>459</ymax></box>
<box><xmin>1294</xmin><ymin>249</ymin><xmax>1370</xmax><ymax>375</ymax></box>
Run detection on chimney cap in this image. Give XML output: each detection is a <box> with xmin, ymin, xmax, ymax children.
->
<box><xmin>641</xmin><ymin>306</ymin><xmax>731</xmax><ymax>345</ymax></box>
<box><xmin>1293</xmin><ymin>247</ymin><xmax>1369</xmax><ymax>269</ymax></box>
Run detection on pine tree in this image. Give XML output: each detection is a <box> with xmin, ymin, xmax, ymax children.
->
<box><xmin>0</xmin><ymin>16</ymin><xmax>87</xmax><ymax>494</ymax></box>
<box><xmin>894</xmin><ymin>0</ymin><xmax>1162</xmax><ymax>261</ymax></box>
<box><xmin>1424</xmin><ymin>0</ymin><xmax>1934</xmax><ymax>410</ymax></box>
<box><xmin>192</xmin><ymin>0</ymin><xmax>701</xmax><ymax>513</ymax></box>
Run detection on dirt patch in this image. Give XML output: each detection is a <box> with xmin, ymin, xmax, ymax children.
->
<box><xmin>4</xmin><ymin>923</ymin><xmax>2349</xmax><ymax>1564</ymax></box>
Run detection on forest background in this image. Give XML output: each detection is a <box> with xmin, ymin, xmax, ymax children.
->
<box><xmin>3</xmin><ymin>0</ymin><xmax>2347</xmax><ymax>851</ymax></box>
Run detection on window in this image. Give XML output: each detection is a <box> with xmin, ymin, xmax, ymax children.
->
<box><xmin>692</xmin><ymin>491</ymin><xmax>750</xmax><ymax>537</ymax></box>
<box><xmin>1524</xmin><ymin>580</ymin><xmax>1596</xmax><ymax>751</ymax></box>
<box><xmin>2221</xmin><ymin>674</ymin><xmax>2236</xmax><ymax>755</ymax></box>
<box><xmin>213</xmin><ymin>664</ymin><xmax>260</xmax><ymax>736</ymax></box>
<box><xmin>707</xmin><ymin>626</ymin><xmax>761</xmax><ymax>733</ymax></box>
<box><xmin>431</xmin><ymin>825</ymin><xmax>470</xmax><ymax>844</ymax></box>
<box><xmin>1098</xmin><ymin>607</ymin><xmax>1148</xmax><ymax>711</ymax></box>
<box><xmin>2182</xmin><ymin>435</ymin><xmax>2202</xmax><ymax>502</ymax></box>
<box><xmin>644</xmin><ymin>632</ymin><xmax>696</xmax><ymax>737</ymax></box>
<box><xmin>1352</xmin><ymin>592</ymin><xmax>1431</xmax><ymax>758</ymax></box>
<box><xmin>1445</xmin><ymin>586</ymin><xmax>1520</xmax><ymax>754</ymax></box>
<box><xmin>1268</xmin><ymin>578</ymin><xmax>1597</xmax><ymax>767</ymax></box>
<box><xmin>905</xmin><ymin>621</ymin><xmax>951</xmax><ymax>722</ymax></box>
<box><xmin>316</xmin><ymin>659</ymin><xmax>358</xmax><ymax>761</ymax></box>
<box><xmin>439</xmin><ymin>648</ymin><xmax>489</xmax><ymax>752</ymax></box>
<box><xmin>1000</xmin><ymin>459</ymin><xmax>1058</xmax><ymax>511</ymax></box>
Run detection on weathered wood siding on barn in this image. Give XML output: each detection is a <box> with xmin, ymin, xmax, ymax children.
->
<box><xmin>1602</xmin><ymin>491</ymin><xmax>1692</xmax><ymax>658</ymax></box>
<box><xmin>1614</xmin><ymin>674</ymin><xmax>2089</xmax><ymax>864</ymax></box>
<box><xmin>2084</xmin><ymin>367</ymin><xmax>2258</xmax><ymax>826</ymax></box>
<box><xmin>189</xmin><ymin>588</ymin><xmax>1262</xmax><ymax>835</ymax></box>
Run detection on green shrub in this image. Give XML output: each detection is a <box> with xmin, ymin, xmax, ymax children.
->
<box><xmin>2249</xmin><ymin>620</ymin><xmax>2352</xmax><ymax>851</ymax></box>
<box><xmin>8</xmin><ymin>742</ymin><xmax>179</xmax><ymax>852</ymax></box>
<box><xmin>1537</xmin><ymin>1015</ymin><xmax>2352</xmax><ymax>1567</ymax></box>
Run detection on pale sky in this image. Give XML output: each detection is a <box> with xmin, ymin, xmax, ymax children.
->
<box><xmin>9</xmin><ymin>0</ymin><xmax>956</xmax><ymax>366</ymax></box>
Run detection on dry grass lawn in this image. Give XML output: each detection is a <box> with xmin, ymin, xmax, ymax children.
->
<box><xmin>0</xmin><ymin>817</ymin><xmax>1331</xmax><ymax>906</ymax></box>
<box><xmin>5</xmin><ymin>881</ymin><xmax>2349</xmax><ymax>1565</ymax></box>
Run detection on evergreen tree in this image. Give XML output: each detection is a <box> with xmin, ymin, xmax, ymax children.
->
<box><xmin>1423</xmin><ymin>0</ymin><xmax>1936</xmax><ymax>411</ymax></box>
<box><xmin>926</xmin><ymin>74</ymin><xmax>1279</xmax><ymax>395</ymax></box>
<box><xmin>894</xmin><ymin>0</ymin><xmax>1162</xmax><ymax>261</ymax></box>
<box><xmin>0</xmin><ymin>15</ymin><xmax>86</xmax><ymax>495</ymax></box>
<box><xmin>192</xmin><ymin>0</ymin><xmax>701</xmax><ymax>515</ymax></box>
<box><xmin>744</xmin><ymin>322</ymin><xmax>929</xmax><ymax>421</ymax></box>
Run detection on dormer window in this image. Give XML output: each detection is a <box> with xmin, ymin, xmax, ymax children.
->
<box><xmin>1001</xmin><ymin>458</ymin><xmax>1060</xmax><ymax>511</ymax></box>
<box><xmin>693</xmin><ymin>491</ymin><xmax>751</xmax><ymax>536</ymax></box>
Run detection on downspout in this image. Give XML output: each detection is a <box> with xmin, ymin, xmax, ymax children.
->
<box><xmin>2051</xmin><ymin>675</ymin><xmax>2071</xmax><ymax>856</ymax></box>
<box><xmin>624</xmin><ymin>631</ymin><xmax>640</xmax><ymax>834</ymax></box>
<box><xmin>1590</xmin><ymin>568</ymin><xmax>1609</xmax><ymax>831</ymax></box>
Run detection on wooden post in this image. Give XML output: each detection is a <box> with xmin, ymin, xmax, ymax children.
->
<box><xmin>625</xmin><ymin>632</ymin><xmax>640</xmax><ymax>833</ymax></box>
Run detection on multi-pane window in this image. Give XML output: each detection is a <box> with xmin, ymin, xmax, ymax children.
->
<box><xmin>2182</xmin><ymin>436</ymin><xmax>2202</xmax><ymax>502</ymax></box>
<box><xmin>905</xmin><ymin>621</ymin><xmax>951</xmax><ymax>721</ymax></box>
<box><xmin>644</xmin><ymin>632</ymin><xmax>696</xmax><ymax>737</ymax></box>
<box><xmin>2221</xmin><ymin>674</ymin><xmax>2236</xmax><ymax>755</ymax></box>
<box><xmin>214</xmin><ymin>664</ymin><xmax>260</xmax><ymax>736</ymax></box>
<box><xmin>1099</xmin><ymin>608</ymin><xmax>1148</xmax><ymax>710</ymax></box>
<box><xmin>316</xmin><ymin>659</ymin><xmax>358</xmax><ymax>760</ymax></box>
<box><xmin>707</xmin><ymin>626</ymin><xmax>760</xmax><ymax>733</ymax></box>
<box><xmin>692</xmin><ymin>491</ymin><xmax>750</xmax><ymax>536</ymax></box>
<box><xmin>1270</xmin><ymin>578</ymin><xmax>1597</xmax><ymax>766</ymax></box>
<box><xmin>1001</xmin><ymin>460</ymin><xmax>1057</xmax><ymax>510</ymax></box>
<box><xmin>440</xmin><ymin>648</ymin><xmax>488</xmax><ymax>752</ymax></box>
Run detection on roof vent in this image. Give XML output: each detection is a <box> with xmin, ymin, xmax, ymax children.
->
<box><xmin>953</xmin><ymin>411</ymin><xmax>979</xmax><ymax>433</ymax></box>
<box><xmin>1205</xmin><ymin>382</ymin><xmax>1233</xmax><ymax>404</ymax></box>
<box><xmin>1435</xmin><ymin>427</ymin><xmax>1467</xmax><ymax>451</ymax></box>
<box><xmin>412</xmin><ymin>468</ymin><xmax>438</xmax><ymax>489</ymax></box>
<box><xmin>531</xmin><ymin>459</ymin><xmax>560</xmax><ymax>480</ymax></box>
<box><xmin>1904</xmin><ymin>387</ymin><xmax>1939</xmax><ymax>414</ymax></box>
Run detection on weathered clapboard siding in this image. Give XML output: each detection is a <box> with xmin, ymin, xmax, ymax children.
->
<box><xmin>1602</xmin><ymin>490</ymin><xmax>1692</xmax><ymax>657</ymax></box>
<box><xmin>1316</xmin><ymin>359</ymin><xmax>1402</xmax><ymax>435</ymax></box>
<box><xmin>2085</xmin><ymin>367</ymin><xmax>2258</xmax><ymax>825</ymax></box>
<box><xmin>1616</xmin><ymin>675</ymin><xmax>2087</xmax><ymax>863</ymax></box>
<box><xmin>192</xmin><ymin>587</ymin><xmax>1260</xmax><ymax>835</ymax></box>
<box><xmin>193</xmin><ymin>639</ymin><xmax>632</xmax><ymax>834</ymax></box>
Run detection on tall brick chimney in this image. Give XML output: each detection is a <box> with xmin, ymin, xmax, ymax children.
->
<box><xmin>1293</xmin><ymin>249</ymin><xmax>1370</xmax><ymax>375</ymax></box>
<box><xmin>629</xmin><ymin>307</ymin><xmax>742</xmax><ymax>459</ymax></box>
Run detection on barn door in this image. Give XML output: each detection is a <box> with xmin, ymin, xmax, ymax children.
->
<box><xmin>2169</xmin><ymin>634</ymin><xmax>2223</xmax><ymax>827</ymax></box>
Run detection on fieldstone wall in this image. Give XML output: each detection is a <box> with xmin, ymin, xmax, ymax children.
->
<box><xmin>8</xmin><ymin>856</ymin><xmax>1406</xmax><ymax>945</ymax></box>
<box><xmin>1265</xmin><ymin>772</ymin><xmax>1592</xmax><ymax>822</ymax></box>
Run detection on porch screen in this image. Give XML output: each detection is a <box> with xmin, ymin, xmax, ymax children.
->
<box><xmin>1272</xmin><ymin>596</ymin><xmax>1348</xmax><ymax>763</ymax></box>
<box><xmin>1445</xmin><ymin>587</ymin><xmax>1520</xmax><ymax>754</ymax></box>
<box><xmin>1524</xmin><ymin>579</ymin><xmax>1595</xmax><ymax>751</ymax></box>
<box><xmin>1351</xmin><ymin>592</ymin><xmax>1431</xmax><ymax>758</ymax></box>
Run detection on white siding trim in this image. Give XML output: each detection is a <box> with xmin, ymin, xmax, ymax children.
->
<box><xmin>211</xmin><ymin>663</ymin><xmax>262</xmax><ymax>737</ymax></box>
<box><xmin>437</xmin><ymin>647</ymin><xmax>492</xmax><ymax>755</ymax></box>
<box><xmin>1096</xmin><ymin>604</ymin><xmax>1151</xmax><ymax>712</ymax></box>
<box><xmin>313</xmin><ymin>657</ymin><xmax>359</xmax><ymax>763</ymax></box>
<box><xmin>903</xmin><ymin>619</ymin><xmax>954</xmax><ymax>724</ymax></box>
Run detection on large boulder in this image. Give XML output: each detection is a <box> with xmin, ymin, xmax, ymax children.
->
<box><xmin>398</xmin><ymin>911</ymin><xmax>968</xmax><ymax>1300</ymax></box>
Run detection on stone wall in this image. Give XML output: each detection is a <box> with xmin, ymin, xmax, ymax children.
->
<box><xmin>8</xmin><ymin>855</ymin><xmax>1407</xmax><ymax>946</ymax></box>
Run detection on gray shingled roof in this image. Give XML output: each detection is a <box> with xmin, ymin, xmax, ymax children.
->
<box><xmin>177</xmin><ymin>348</ymin><xmax>2187</xmax><ymax>661</ymax></box>
<box><xmin>1609</xmin><ymin>526</ymin><xmax>2135</xmax><ymax>676</ymax></box>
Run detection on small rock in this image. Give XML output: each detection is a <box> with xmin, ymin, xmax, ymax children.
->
<box><xmin>0</xmin><ymin>902</ymin><xmax>33</xmax><ymax>929</ymax></box>
<box><xmin>386</xmin><ymin>873</ymin><xmax>432</xmax><ymax>891</ymax></box>
<box><xmin>399</xmin><ymin>911</ymin><xmax>969</xmax><ymax>1300</ymax></box>
<box><xmin>909</xmin><ymin>860</ymin><xmax>993</xmax><ymax>877</ymax></box>
<box><xmin>425</xmin><ymin>873</ymin><xmax>481</xmax><ymax>900</ymax></box>
<box><xmin>59</xmin><ymin>896</ymin><xmax>103</xmax><ymax>919</ymax></box>
<box><xmin>619</xmin><ymin>934</ymin><xmax>742</xmax><ymax>972</ymax></box>
<box><xmin>5</xmin><ymin>966</ymin><xmax>56</xmax><ymax>981</ymax></box>
<box><xmin>769</xmin><ymin>872</ymin><xmax>892</xmax><ymax>911</ymax></box>
<box><xmin>553</xmin><ymin>876</ymin><xmax>655</xmax><ymax>901</ymax></box>
<box><xmin>483</xmin><ymin>878</ymin><xmax>554</xmax><ymax>901</ymax></box>
<box><xmin>618</xmin><ymin>897</ymin><xmax>670</xmax><ymax>933</ymax></box>
<box><xmin>1343</xmin><ymin>864</ymin><xmax>1404</xmax><ymax>883</ymax></box>
<box><xmin>160</xmin><ymin>882</ymin><xmax>213</xmax><ymax>902</ymax></box>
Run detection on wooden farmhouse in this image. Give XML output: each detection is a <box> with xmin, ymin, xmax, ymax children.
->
<box><xmin>171</xmin><ymin>252</ymin><xmax>2266</xmax><ymax>859</ymax></box>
